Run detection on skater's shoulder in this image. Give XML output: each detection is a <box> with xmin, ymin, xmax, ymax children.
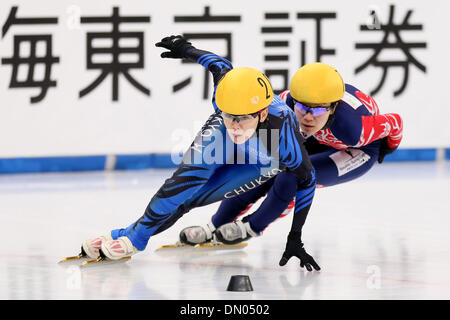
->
<box><xmin>267</xmin><ymin>95</ymin><xmax>298</xmax><ymax>126</ymax></box>
<box><xmin>267</xmin><ymin>95</ymin><xmax>295</xmax><ymax>116</ymax></box>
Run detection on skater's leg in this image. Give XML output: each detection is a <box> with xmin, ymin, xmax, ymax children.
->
<box><xmin>310</xmin><ymin>143</ymin><xmax>379</xmax><ymax>187</ymax></box>
<box><xmin>246</xmin><ymin>171</ymin><xmax>298</xmax><ymax>233</ymax></box>
<box><xmin>213</xmin><ymin>171</ymin><xmax>298</xmax><ymax>244</ymax></box>
<box><xmin>111</xmin><ymin>114</ymin><xmax>227</xmax><ymax>250</ymax></box>
<box><xmin>211</xmin><ymin>177</ymin><xmax>274</xmax><ymax>228</ymax></box>
<box><xmin>112</xmin><ymin>162</ymin><xmax>280</xmax><ymax>250</ymax></box>
<box><xmin>111</xmin><ymin>164</ymin><xmax>217</xmax><ymax>250</ymax></box>
<box><xmin>156</xmin><ymin>163</ymin><xmax>278</xmax><ymax>238</ymax></box>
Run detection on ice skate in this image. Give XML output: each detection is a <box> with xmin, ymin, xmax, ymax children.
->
<box><xmin>156</xmin><ymin>220</ymin><xmax>249</xmax><ymax>251</ymax></box>
<box><xmin>193</xmin><ymin>237</ymin><xmax>248</xmax><ymax>250</ymax></box>
<box><xmin>81</xmin><ymin>236</ymin><xmax>139</xmax><ymax>266</ymax></box>
<box><xmin>59</xmin><ymin>234</ymin><xmax>112</xmax><ymax>263</ymax></box>
<box><xmin>155</xmin><ymin>241</ymin><xmax>193</xmax><ymax>251</ymax></box>
<box><xmin>179</xmin><ymin>220</ymin><xmax>216</xmax><ymax>245</ymax></box>
<box><xmin>156</xmin><ymin>221</ymin><xmax>215</xmax><ymax>251</ymax></box>
<box><xmin>156</xmin><ymin>237</ymin><xmax>248</xmax><ymax>251</ymax></box>
<box><xmin>214</xmin><ymin>217</ymin><xmax>259</xmax><ymax>245</ymax></box>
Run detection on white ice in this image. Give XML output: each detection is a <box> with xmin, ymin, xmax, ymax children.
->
<box><xmin>0</xmin><ymin>161</ymin><xmax>449</xmax><ymax>300</ymax></box>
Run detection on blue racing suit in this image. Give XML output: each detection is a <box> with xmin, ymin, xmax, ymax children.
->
<box><xmin>111</xmin><ymin>45</ymin><xmax>316</xmax><ymax>250</ymax></box>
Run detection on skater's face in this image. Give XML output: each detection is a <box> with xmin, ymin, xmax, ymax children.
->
<box><xmin>222</xmin><ymin>108</ymin><xmax>268</xmax><ymax>144</ymax></box>
<box><xmin>294</xmin><ymin>101</ymin><xmax>335</xmax><ymax>135</ymax></box>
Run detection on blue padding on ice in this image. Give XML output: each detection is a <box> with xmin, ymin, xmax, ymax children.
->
<box><xmin>0</xmin><ymin>156</ymin><xmax>106</xmax><ymax>174</ymax></box>
<box><xmin>0</xmin><ymin>149</ymin><xmax>445</xmax><ymax>174</ymax></box>
<box><xmin>383</xmin><ymin>148</ymin><xmax>436</xmax><ymax>162</ymax></box>
<box><xmin>115</xmin><ymin>154</ymin><xmax>179</xmax><ymax>170</ymax></box>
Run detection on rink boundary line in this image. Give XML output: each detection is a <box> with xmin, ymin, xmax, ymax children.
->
<box><xmin>1</xmin><ymin>148</ymin><xmax>449</xmax><ymax>174</ymax></box>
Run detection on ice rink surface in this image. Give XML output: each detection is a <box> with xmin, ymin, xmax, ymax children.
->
<box><xmin>1</xmin><ymin>161</ymin><xmax>449</xmax><ymax>300</ymax></box>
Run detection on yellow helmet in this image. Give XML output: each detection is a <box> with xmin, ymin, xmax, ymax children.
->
<box><xmin>290</xmin><ymin>62</ymin><xmax>345</xmax><ymax>104</ymax></box>
<box><xmin>215</xmin><ymin>67</ymin><xmax>274</xmax><ymax>115</ymax></box>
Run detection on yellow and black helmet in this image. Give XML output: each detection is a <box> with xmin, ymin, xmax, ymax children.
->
<box><xmin>215</xmin><ymin>67</ymin><xmax>274</xmax><ymax>115</ymax></box>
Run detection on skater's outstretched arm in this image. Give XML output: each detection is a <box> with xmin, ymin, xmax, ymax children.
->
<box><xmin>156</xmin><ymin>35</ymin><xmax>233</xmax><ymax>112</ymax></box>
<box><xmin>274</xmin><ymin>108</ymin><xmax>319</xmax><ymax>271</ymax></box>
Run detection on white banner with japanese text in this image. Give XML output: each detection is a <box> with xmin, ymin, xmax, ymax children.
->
<box><xmin>0</xmin><ymin>0</ymin><xmax>448</xmax><ymax>157</ymax></box>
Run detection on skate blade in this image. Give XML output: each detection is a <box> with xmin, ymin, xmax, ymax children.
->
<box><xmin>80</xmin><ymin>256</ymin><xmax>131</xmax><ymax>267</ymax></box>
<box><xmin>155</xmin><ymin>242</ymin><xmax>193</xmax><ymax>251</ymax></box>
<box><xmin>58</xmin><ymin>253</ymin><xmax>86</xmax><ymax>263</ymax></box>
<box><xmin>194</xmin><ymin>242</ymin><xmax>248</xmax><ymax>249</ymax></box>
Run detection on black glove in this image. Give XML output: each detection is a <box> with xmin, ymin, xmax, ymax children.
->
<box><xmin>155</xmin><ymin>35</ymin><xmax>192</xmax><ymax>59</ymax></box>
<box><xmin>279</xmin><ymin>232</ymin><xmax>320</xmax><ymax>271</ymax></box>
<box><xmin>378</xmin><ymin>137</ymin><xmax>397</xmax><ymax>164</ymax></box>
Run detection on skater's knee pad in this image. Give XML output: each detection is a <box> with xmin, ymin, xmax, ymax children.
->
<box><xmin>272</xmin><ymin>172</ymin><xmax>297</xmax><ymax>202</ymax></box>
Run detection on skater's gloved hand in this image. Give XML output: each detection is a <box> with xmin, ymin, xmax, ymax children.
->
<box><xmin>378</xmin><ymin>137</ymin><xmax>398</xmax><ymax>164</ymax></box>
<box><xmin>155</xmin><ymin>35</ymin><xmax>192</xmax><ymax>59</ymax></box>
<box><xmin>279</xmin><ymin>232</ymin><xmax>321</xmax><ymax>271</ymax></box>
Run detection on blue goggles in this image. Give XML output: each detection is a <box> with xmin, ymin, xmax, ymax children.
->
<box><xmin>294</xmin><ymin>101</ymin><xmax>332</xmax><ymax>116</ymax></box>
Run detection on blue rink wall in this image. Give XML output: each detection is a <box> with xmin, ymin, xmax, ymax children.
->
<box><xmin>0</xmin><ymin>148</ymin><xmax>449</xmax><ymax>174</ymax></box>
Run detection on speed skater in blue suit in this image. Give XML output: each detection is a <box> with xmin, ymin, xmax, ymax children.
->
<box><xmin>77</xmin><ymin>35</ymin><xmax>320</xmax><ymax>271</ymax></box>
